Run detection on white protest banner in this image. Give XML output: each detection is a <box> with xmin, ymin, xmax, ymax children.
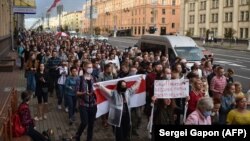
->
<box><xmin>154</xmin><ymin>79</ymin><xmax>189</xmax><ymax>99</ymax></box>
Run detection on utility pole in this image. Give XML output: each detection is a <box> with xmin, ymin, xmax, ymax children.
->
<box><xmin>57</xmin><ymin>4</ymin><xmax>63</xmax><ymax>31</ymax></box>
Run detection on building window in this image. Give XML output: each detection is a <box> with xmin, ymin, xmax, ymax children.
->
<box><xmin>240</xmin><ymin>28</ymin><xmax>244</xmax><ymax>38</ymax></box>
<box><xmin>143</xmin><ymin>17</ymin><xmax>146</xmax><ymax>24</ymax></box>
<box><xmin>151</xmin><ymin>17</ymin><xmax>154</xmax><ymax>23</ymax></box>
<box><xmin>229</xmin><ymin>12</ymin><xmax>233</xmax><ymax>22</ymax></box>
<box><xmin>189</xmin><ymin>3</ymin><xmax>195</xmax><ymax>11</ymax></box>
<box><xmin>241</xmin><ymin>0</ymin><xmax>247</xmax><ymax>5</ymax></box>
<box><xmin>212</xmin><ymin>0</ymin><xmax>219</xmax><ymax>8</ymax></box>
<box><xmin>189</xmin><ymin>28</ymin><xmax>194</xmax><ymax>36</ymax></box>
<box><xmin>142</xmin><ymin>26</ymin><xmax>145</xmax><ymax>34</ymax></box>
<box><xmin>241</xmin><ymin>11</ymin><xmax>245</xmax><ymax>21</ymax></box>
<box><xmin>162</xmin><ymin>0</ymin><xmax>166</xmax><ymax>5</ymax></box>
<box><xmin>200</xmin><ymin>1</ymin><xmax>206</xmax><ymax>10</ymax></box>
<box><xmin>246</xmin><ymin>11</ymin><xmax>249</xmax><ymax>21</ymax></box>
<box><xmin>172</xmin><ymin>9</ymin><xmax>175</xmax><ymax>15</ymax></box>
<box><xmin>245</xmin><ymin>28</ymin><xmax>249</xmax><ymax>38</ymax></box>
<box><xmin>189</xmin><ymin>15</ymin><xmax>194</xmax><ymax>24</ymax></box>
<box><xmin>135</xmin><ymin>27</ymin><xmax>137</xmax><ymax>35</ymax></box>
<box><xmin>138</xmin><ymin>27</ymin><xmax>141</xmax><ymax>35</ymax></box>
<box><xmin>162</xmin><ymin>18</ymin><xmax>165</xmax><ymax>23</ymax></box>
<box><xmin>172</xmin><ymin>0</ymin><xmax>176</xmax><ymax>6</ymax></box>
<box><xmin>200</xmin><ymin>14</ymin><xmax>206</xmax><ymax>23</ymax></box>
<box><xmin>225</xmin><ymin>0</ymin><xmax>233</xmax><ymax>7</ymax></box>
<box><xmin>162</xmin><ymin>9</ymin><xmax>166</xmax><ymax>15</ymax></box>
<box><xmin>172</xmin><ymin>23</ymin><xmax>175</xmax><ymax>28</ymax></box>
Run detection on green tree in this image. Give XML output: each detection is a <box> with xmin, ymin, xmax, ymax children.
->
<box><xmin>224</xmin><ymin>28</ymin><xmax>236</xmax><ymax>39</ymax></box>
<box><xmin>185</xmin><ymin>29</ymin><xmax>192</xmax><ymax>37</ymax></box>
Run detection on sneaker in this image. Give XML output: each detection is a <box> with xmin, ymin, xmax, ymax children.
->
<box><xmin>65</xmin><ymin>107</ymin><xmax>69</xmax><ymax>113</ymax></box>
<box><xmin>58</xmin><ymin>105</ymin><xmax>62</xmax><ymax>110</ymax></box>
<box><xmin>43</xmin><ymin>115</ymin><xmax>47</xmax><ymax>120</ymax></box>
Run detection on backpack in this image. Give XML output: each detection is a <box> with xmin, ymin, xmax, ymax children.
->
<box><xmin>12</xmin><ymin>112</ymin><xmax>25</xmax><ymax>137</ymax></box>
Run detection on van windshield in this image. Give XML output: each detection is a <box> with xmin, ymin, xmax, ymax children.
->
<box><xmin>175</xmin><ymin>47</ymin><xmax>204</xmax><ymax>61</ymax></box>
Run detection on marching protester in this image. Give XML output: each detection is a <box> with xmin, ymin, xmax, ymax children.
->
<box><xmin>95</xmin><ymin>75</ymin><xmax>144</xmax><ymax>141</ymax></box>
<box><xmin>17</xmin><ymin>29</ymin><xmax>250</xmax><ymax>141</ymax></box>
<box><xmin>25</xmin><ymin>53</ymin><xmax>39</xmax><ymax>96</ymax></box>
<box><xmin>227</xmin><ymin>95</ymin><xmax>250</xmax><ymax>125</ymax></box>
<box><xmin>185</xmin><ymin>97</ymin><xmax>214</xmax><ymax>125</ymax></box>
<box><xmin>34</xmin><ymin>63</ymin><xmax>49</xmax><ymax>121</ymax></box>
<box><xmin>65</xmin><ymin>67</ymin><xmax>79</xmax><ymax>125</ymax></box>
<box><xmin>73</xmin><ymin>61</ymin><xmax>97</xmax><ymax>141</ymax></box>
<box><xmin>57</xmin><ymin>60</ymin><xmax>69</xmax><ymax>111</ymax></box>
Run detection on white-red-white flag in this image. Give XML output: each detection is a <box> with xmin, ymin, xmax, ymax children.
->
<box><xmin>47</xmin><ymin>0</ymin><xmax>61</xmax><ymax>13</ymax></box>
<box><xmin>94</xmin><ymin>75</ymin><xmax>146</xmax><ymax>118</ymax></box>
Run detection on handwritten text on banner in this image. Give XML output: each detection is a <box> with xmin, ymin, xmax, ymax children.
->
<box><xmin>154</xmin><ymin>79</ymin><xmax>189</xmax><ymax>99</ymax></box>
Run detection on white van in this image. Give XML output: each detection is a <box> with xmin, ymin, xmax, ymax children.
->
<box><xmin>139</xmin><ymin>35</ymin><xmax>204</xmax><ymax>67</ymax></box>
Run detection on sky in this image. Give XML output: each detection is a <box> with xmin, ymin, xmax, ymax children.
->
<box><xmin>25</xmin><ymin>0</ymin><xmax>84</xmax><ymax>28</ymax></box>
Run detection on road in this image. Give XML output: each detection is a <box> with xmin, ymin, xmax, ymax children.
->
<box><xmin>108</xmin><ymin>37</ymin><xmax>250</xmax><ymax>92</ymax></box>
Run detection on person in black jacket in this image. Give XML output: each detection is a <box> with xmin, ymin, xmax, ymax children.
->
<box><xmin>34</xmin><ymin>63</ymin><xmax>49</xmax><ymax>121</ymax></box>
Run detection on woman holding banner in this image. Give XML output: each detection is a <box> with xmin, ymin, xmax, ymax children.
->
<box><xmin>95</xmin><ymin>75</ymin><xmax>143</xmax><ymax>141</ymax></box>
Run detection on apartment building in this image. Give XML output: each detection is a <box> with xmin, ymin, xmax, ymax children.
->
<box><xmin>180</xmin><ymin>0</ymin><xmax>250</xmax><ymax>39</ymax></box>
<box><xmin>83</xmin><ymin>0</ymin><xmax>180</xmax><ymax>36</ymax></box>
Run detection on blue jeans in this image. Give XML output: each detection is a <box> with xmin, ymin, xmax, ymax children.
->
<box><xmin>58</xmin><ymin>84</ymin><xmax>67</xmax><ymax>107</ymax></box>
<box><xmin>67</xmin><ymin>95</ymin><xmax>76</xmax><ymax>120</ymax></box>
<box><xmin>75</xmin><ymin>106</ymin><xmax>97</xmax><ymax>141</ymax></box>
<box><xmin>26</xmin><ymin>71</ymin><xmax>36</xmax><ymax>92</ymax></box>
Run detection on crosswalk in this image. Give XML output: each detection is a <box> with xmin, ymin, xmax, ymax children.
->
<box><xmin>214</xmin><ymin>60</ymin><xmax>246</xmax><ymax>68</ymax></box>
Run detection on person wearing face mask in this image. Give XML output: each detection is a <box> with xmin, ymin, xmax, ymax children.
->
<box><xmin>73</xmin><ymin>61</ymin><xmax>97</xmax><ymax>141</ymax></box>
<box><xmin>185</xmin><ymin>97</ymin><xmax>214</xmax><ymax>125</ymax></box>
<box><xmin>95</xmin><ymin>76</ymin><xmax>143</xmax><ymax>141</ymax></box>
<box><xmin>91</xmin><ymin>59</ymin><xmax>101</xmax><ymax>79</ymax></box>
<box><xmin>163</xmin><ymin>68</ymin><xmax>171</xmax><ymax>80</ymax></box>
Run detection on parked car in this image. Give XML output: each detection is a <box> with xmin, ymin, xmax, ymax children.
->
<box><xmin>95</xmin><ymin>35</ymin><xmax>108</xmax><ymax>42</ymax></box>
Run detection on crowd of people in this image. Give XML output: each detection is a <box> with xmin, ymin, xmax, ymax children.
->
<box><xmin>15</xmin><ymin>29</ymin><xmax>250</xmax><ymax>141</ymax></box>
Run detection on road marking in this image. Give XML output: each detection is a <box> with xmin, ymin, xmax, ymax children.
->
<box><xmin>241</xmin><ymin>68</ymin><xmax>250</xmax><ymax>71</ymax></box>
<box><xmin>234</xmin><ymin>75</ymin><xmax>250</xmax><ymax>80</ymax></box>
<box><xmin>215</xmin><ymin>53</ymin><xmax>250</xmax><ymax>61</ymax></box>
<box><xmin>214</xmin><ymin>61</ymin><xmax>246</xmax><ymax>67</ymax></box>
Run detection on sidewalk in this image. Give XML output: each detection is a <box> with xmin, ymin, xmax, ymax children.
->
<box><xmin>195</xmin><ymin>40</ymin><xmax>250</xmax><ymax>52</ymax></box>
<box><xmin>0</xmin><ymin>51</ymin><xmax>150</xmax><ymax>141</ymax></box>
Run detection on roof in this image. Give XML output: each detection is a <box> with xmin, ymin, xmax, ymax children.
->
<box><xmin>141</xmin><ymin>35</ymin><xmax>198</xmax><ymax>47</ymax></box>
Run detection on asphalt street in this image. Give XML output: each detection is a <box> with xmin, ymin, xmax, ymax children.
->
<box><xmin>108</xmin><ymin>37</ymin><xmax>250</xmax><ymax>92</ymax></box>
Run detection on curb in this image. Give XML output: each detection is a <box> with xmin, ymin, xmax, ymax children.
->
<box><xmin>203</xmin><ymin>45</ymin><xmax>250</xmax><ymax>52</ymax></box>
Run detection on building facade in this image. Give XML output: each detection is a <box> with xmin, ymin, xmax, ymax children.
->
<box><xmin>180</xmin><ymin>0</ymin><xmax>250</xmax><ymax>39</ymax></box>
<box><xmin>83</xmin><ymin>0</ymin><xmax>180</xmax><ymax>36</ymax></box>
<box><xmin>62</xmin><ymin>11</ymin><xmax>83</xmax><ymax>32</ymax></box>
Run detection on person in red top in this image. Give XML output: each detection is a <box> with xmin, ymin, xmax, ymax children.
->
<box><xmin>187</xmin><ymin>79</ymin><xmax>205</xmax><ymax>116</ymax></box>
<box><xmin>145</xmin><ymin>62</ymin><xmax>163</xmax><ymax>119</ymax></box>
<box><xmin>18</xmin><ymin>91</ymin><xmax>49</xmax><ymax>141</ymax></box>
